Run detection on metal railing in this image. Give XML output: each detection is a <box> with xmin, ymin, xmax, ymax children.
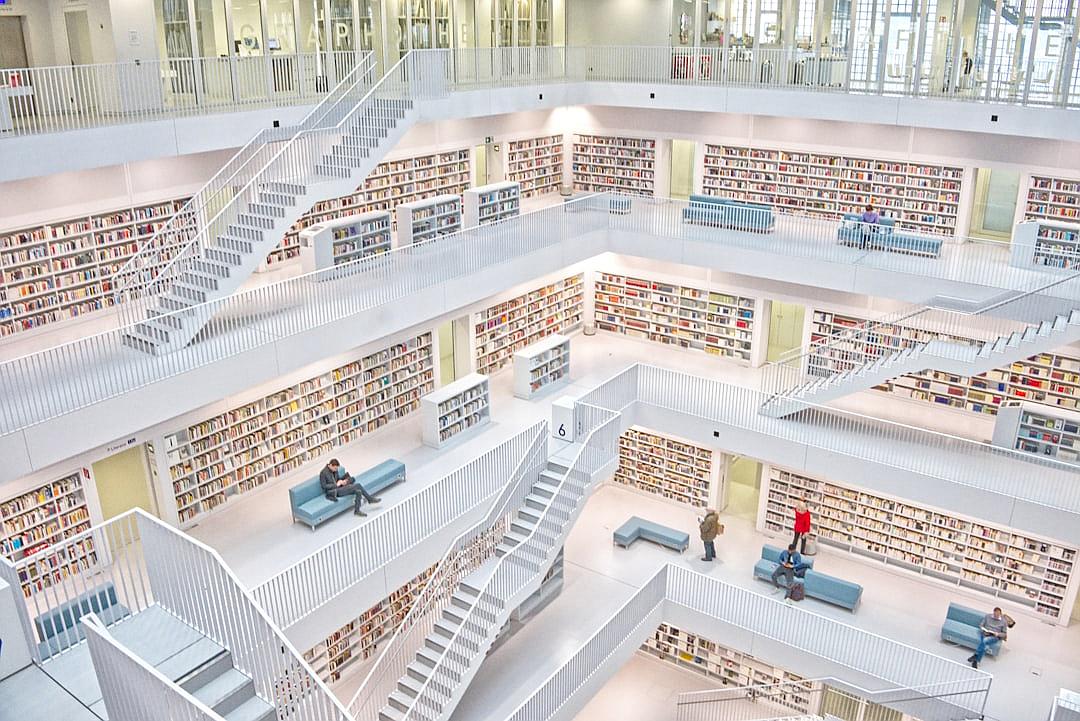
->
<box><xmin>504</xmin><ymin>563</ymin><xmax>990</xmax><ymax>721</ymax></box>
<box><xmin>82</xmin><ymin>613</ymin><xmax>226</xmax><ymax>721</ymax></box>
<box><xmin>346</xmin><ymin>421</ymin><xmax>549</xmax><ymax>721</ymax></box>
<box><xmin>1051</xmin><ymin>691</ymin><xmax>1080</xmax><ymax>721</ymax></box>
<box><xmin>252</xmin><ymin>422</ymin><xmax>547</xmax><ymax>629</ymax></box>
<box><xmin>0</xmin><ymin>51</ymin><xmax>365</xmax><ymax>137</ymax></box>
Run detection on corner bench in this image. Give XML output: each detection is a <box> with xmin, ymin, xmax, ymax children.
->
<box><xmin>613</xmin><ymin>516</ymin><xmax>689</xmax><ymax>552</ymax></box>
<box><xmin>682</xmin><ymin>194</ymin><xmax>775</xmax><ymax>233</ymax></box>
<box><xmin>290</xmin><ymin>459</ymin><xmax>405</xmax><ymax>530</ymax></box>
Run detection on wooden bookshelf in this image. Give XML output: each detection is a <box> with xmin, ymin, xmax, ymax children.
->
<box><xmin>396</xmin><ymin>194</ymin><xmax>463</xmax><ymax>246</ymax></box>
<box><xmin>702</xmin><ymin>144</ymin><xmax>964</xmax><ymax>236</ymax></box>
<box><xmin>1024</xmin><ymin>174</ymin><xmax>1080</xmax><ymax>223</ymax></box>
<box><xmin>594</xmin><ymin>272</ymin><xmax>757</xmax><ymax>363</ymax></box>
<box><xmin>512</xmin><ymin>334</ymin><xmax>570</xmax><ymax>400</ymax></box>
<box><xmin>1011</xmin><ymin>219</ymin><xmax>1080</xmax><ymax>270</ymax></box>
<box><xmin>298</xmin><ymin>211</ymin><xmax>392</xmax><ymax>273</ymax></box>
<box><xmin>572</xmin><ymin>134</ymin><xmax>656</xmax><ymax>196</ymax></box>
<box><xmin>507</xmin><ymin>134</ymin><xmax>564</xmax><ymax>198</ymax></box>
<box><xmin>474</xmin><ymin>274</ymin><xmax>584</xmax><ymax>376</ymax></box>
<box><xmin>163</xmin><ymin>332</ymin><xmax>434</xmax><ymax>527</ymax></box>
<box><xmin>614</xmin><ymin>427</ymin><xmax>721</xmax><ymax>508</ymax></box>
<box><xmin>0</xmin><ymin>197</ymin><xmax>191</xmax><ymax>337</ymax></box>
<box><xmin>464</xmin><ymin>181</ymin><xmax>521</xmax><ymax>227</ymax></box>
<box><xmin>1</xmin><ymin>469</ymin><xmax>96</xmax><ymax>598</ymax></box>
<box><xmin>992</xmin><ymin>401</ymin><xmax>1080</xmax><ymax>462</ymax></box>
<box><xmin>760</xmin><ymin>465</ymin><xmax>1080</xmax><ymax>624</ymax></box>
<box><xmin>270</xmin><ymin>148</ymin><xmax>471</xmax><ymax>266</ymax></box>
<box><xmin>421</xmin><ymin>373</ymin><xmax>491</xmax><ymax>449</ymax></box>
<box><xmin>641</xmin><ymin>623</ymin><xmax>816</xmax><ymax>713</ymax></box>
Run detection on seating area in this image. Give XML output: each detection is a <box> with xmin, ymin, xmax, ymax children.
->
<box><xmin>289</xmin><ymin>459</ymin><xmax>406</xmax><ymax>530</ymax></box>
<box><xmin>33</xmin><ymin>582</ymin><xmax>129</xmax><ymax>657</ymax></box>
<box><xmin>613</xmin><ymin>516</ymin><xmax>690</xmax><ymax>552</ymax></box>
<box><xmin>752</xmin><ymin>544</ymin><xmax>863</xmax><ymax>610</ymax></box>
<box><xmin>682</xmin><ymin>194</ymin><xmax>776</xmax><ymax>233</ymax></box>
<box><xmin>940</xmin><ymin>602</ymin><xmax>1001</xmax><ymax>655</ymax></box>
<box><xmin>836</xmin><ymin>214</ymin><xmax>943</xmax><ymax>258</ymax></box>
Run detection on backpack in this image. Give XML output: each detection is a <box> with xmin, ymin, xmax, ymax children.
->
<box><xmin>788</xmin><ymin>583</ymin><xmax>805</xmax><ymax>602</ymax></box>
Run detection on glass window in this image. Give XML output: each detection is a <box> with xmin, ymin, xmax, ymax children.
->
<box><xmin>358</xmin><ymin>0</ymin><xmax>384</xmax><ymax>51</ymax></box>
<box><xmin>673</xmin><ymin>0</ymin><xmax>696</xmax><ymax>46</ymax></box>
<box><xmin>194</xmin><ymin>0</ymin><xmax>230</xmax><ymax>56</ymax></box>
<box><xmin>331</xmin><ymin>0</ymin><xmax>356</xmax><ymax>50</ymax></box>
<box><xmin>299</xmin><ymin>0</ymin><xmax>326</xmax><ymax>53</ymax></box>
<box><xmin>156</xmin><ymin>0</ymin><xmax>194</xmax><ymax>59</ymax></box>
<box><xmin>535</xmin><ymin>0</ymin><xmax>552</xmax><ymax>45</ymax></box>
<box><xmin>232</xmin><ymin>0</ymin><xmax>266</xmax><ymax>56</ymax></box>
<box><xmin>267</xmin><ymin>0</ymin><xmax>297</xmax><ymax>53</ymax></box>
<box><xmin>496</xmin><ymin>0</ymin><xmax>513</xmax><ymax>46</ymax></box>
<box><xmin>409</xmin><ymin>0</ymin><xmax>433</xmax><ymax>50</ymax></box>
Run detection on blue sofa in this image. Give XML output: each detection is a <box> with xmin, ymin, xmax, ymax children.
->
<box><xmin>290</xmin><ymin>459</ymin><xmax>406</xmax><ymax>530</ymax></box>
<box><xmin>753</xmin><ymin>544</ymin><xmax>863</xmax><ymax>610</ymax></box>
<box><xmin>837</xmin><ymin>214</ymin><xmax>943</xmax><ymax>258</ymax></box>
<box><xmin>682</xmin><ymin>194</ymin><xmax>775</xmax><ymax>233</ymax></box>
<box><xmin>613</xmin><ymin>516</ymin><xmax>689</xmax><ymax>552</ymax></box>
<box><xmin>33</xmin><ymin>582</ymin><xmax>129</xmax><ymax>656</ymax></box>
<box><xmin>940</xmin><ymin>602</ymin><xmax>1001</xmax><ymax>656</ymax></box>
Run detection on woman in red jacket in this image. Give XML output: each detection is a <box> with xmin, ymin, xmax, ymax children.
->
<box><xmin>792</xmin><ymin>500</ymin><xmax>811</xmax><ymax>554</ymax></box>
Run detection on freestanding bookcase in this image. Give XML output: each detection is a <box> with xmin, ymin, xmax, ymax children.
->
<box><xmin>463</xmin><ymin>181</ymin><xmax>521</xmax><ymax>227</ymax></box>
<box><xmin>1010</xmin><ymin>219</ymin><xmax>1080</xmax><ymax>270</ymax></box>
<box><xmin>513</xmin><ymin>334</ymin><xmax>570</xmax><ymax>400</ymax></box>
<box><xmin>298</xmin><ymin>211</ymin><xmax>392</xmax><ymax>273</ymax></box>
<box><xmin>396</xmin><ymin>194</ymin><xmax>463</xmax><ymax>246</ymax></box>
<box><xmin>991</xmin><ymin>400</ymin><xmax>1080</xmax><ymax>462</ymax></box>
<box><xmin>421</xmin><ymin>373</ymin><xmax>491</xmax><ymax>449</ymax></box>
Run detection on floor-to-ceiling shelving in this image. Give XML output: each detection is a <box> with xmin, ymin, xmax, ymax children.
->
<box><xmin>613</xmin><ymin>426</ymin><xmax>720</xmax><ymax>508</ymax></box>
<box><xmin>572</xmin><ymin>134</ymin><xmax>656</xmax><ymax>196</ymax></box>
<box><xmin>1024</xmin><ymin>174</ymin><xmax>1080</xmax><ymax>223</ymax></box>
<box><xmin>507</xmin><ymin>134</ymin><xmax>564</xmax><ymax>198</ymax></box>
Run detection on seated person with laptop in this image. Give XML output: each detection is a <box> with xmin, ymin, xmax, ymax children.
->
<box><xmin>320</xmin><ymin>458</ymin><xmax>382</xmax><ymax>517</ymax></box>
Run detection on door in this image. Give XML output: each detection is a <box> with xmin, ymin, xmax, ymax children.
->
<box><xmin>65</xmin><ymin>11</ymin><xmax>94</xmax><ymax>65</ymax></box>
<box><xmin>767</xmin><ymin>301</ymin><xmax>805</xmax><ymax>361</ymax></box>
<box><xmin>669</xmin><ymin>139</ymin><xmax>696</xmax><ymax>200</ymax></box>
<box><xmin>91</xmin><ymin>444</ymin><xmax>160</xmax><ymax>521</ymax></box>
<box><xmin>474</xmin><ymin>143</ymin><xmax>488</xmax><ymax>185</ymax></box>
<box><xmin>0</xmin><ymin>17</ymin><xmax>29</xmax><ymax>69</ymax></box>
<box><xmin>486</xmin><ymin>140</ymin><xmax>506</xmax><ymax>182</ymax></box>
<box><xmin>437</xmin><ymin>316</ymin><xmax>473</xmax><ymax>385</ymax></box>
<box><xmin>724</xmin><ymin>456</ymin><xmax>761</xmax><ymax>522</ymax></box>
<box><xmin>969</xmin><ymin>168</ymin><xmax>1020</xmax><ymax>241</ymax></box>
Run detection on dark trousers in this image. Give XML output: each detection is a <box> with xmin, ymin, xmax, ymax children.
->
<box><xmin>703</xmin><ymin>539</ymin><xmax>715</xmax><ymax>561</ymax></box>
<box><xmin>792</xmin><ymin>531</ymin><xmax>808</xmax><ymax>554</ymax></box>
<box><xmin>328</xmin><ymin>481</ymin><xmax>377</xmax><ymax>512</ymax></box>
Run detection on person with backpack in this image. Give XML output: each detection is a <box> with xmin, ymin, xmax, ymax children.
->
<box><xmin>771</xmin><ymin>543</ymin><xmax>808</xmax><ymax>598</ymax></box>
<box><xmin>698</xmin><ymin>508</ymin><xmax>721</xmax><ymax>562</ymax></box>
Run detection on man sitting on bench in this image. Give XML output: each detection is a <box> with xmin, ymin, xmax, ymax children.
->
<box><xmin>320</xmin><ymin>458</ymin><xmax>382</xmax><ymax>517</ymax></box>
<box><xmin>771</xmin><ymin>543</ymin><xmax>809</xmax><ymax>597</ymax></box>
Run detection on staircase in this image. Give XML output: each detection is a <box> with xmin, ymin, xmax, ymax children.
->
<box><xmin>115</xmin><ymin>53</ymin><xmax>439</xmax><ymax>355</ymax></box>
<box><xmin>178</xmin><ymin>647</ymin><xmax>275</xmax><ymax>721</ymax></box>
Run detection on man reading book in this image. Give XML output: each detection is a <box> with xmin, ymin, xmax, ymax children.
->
<box><xmin>969</xmin><ymin>607</ymin><xmax>1010</xmax><ymax>668</ymax></box>
<box><xmin>319</xmin><ymin>459</ymin><xmax>382</xmax><ymax>517</ymax></box>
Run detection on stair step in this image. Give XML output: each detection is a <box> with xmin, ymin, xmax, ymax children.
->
<box><xmin>314</xmin><ymin>163</ymin><xmax>353</xmax><ymax>179</ymax></box>
<box><xmin>524</xmin><ymin>493</ymin><xmax>550</xmax><ymax>511</ymax></box>
<box><xmin>190</xmin><ymin>258</ymin><xmax>232</xmax><ymax>278</ymax></box>
<box><xmin>224</xmin><ymin>695</ymin><xmax>275</xmax><ymax>721</ymax></box>
<box><xmin>387</xmin><ymin>690</ymin><xmax>415</xmax><ymax>713</ymax></box>
<box><xmin>218</xmin><ymin>235</ymin><xmax>256</xmax><ymax>254</ymax></box>
<box><xmin>264</xmin><ymin>180</ymin><xmax>305</xmax><ymax>196</ymax></box>
<box><xmin>416</xmin><ymin>647</ymin><xmax>442</xmax><ymax>668</ymax></box>
<box><xmin>171</xmin><ymin>281</ymin><xmax>210</xmax><ymax>303</ymax></box>
<box><xmin>1070</xmin><ymin>309</ymin><xmax>1080</xmax><ymax>324</ymax></box>
<box><xmin>517</xmin><ymin>506</ymin><xmax>542</xmax><ymax>523</ymax></box>
<box><xmin>433</xmin><ymin>618</ymin><xmax>459</xmax><ymax>639</ymax></box>
<box><xmin>449</xmin><ymin>591</ymin><xmax>474</xmax><ymax>611</ymax></box>
<box><xmin>191</xmin><ymin>667</ymin><xmax>254</xmax><ymax>716</ymax></box>
<box><xmin>236</xmin><ymin>212</ymin><xmax>275</xmax><ymax>229</ymax></box>
<box><xmin>378</xmin><ymin>708</ymin><xmax>404</xmax><ymax>721</ymax></box>
<box><xmin>441</xmin><ymin>604</ymin><xmax>467</xmax><ymax>624</ymax></box>
<box><xmin>147</xmin><ymin>308</ymin><xmax>185</xmax><ymax>330</ymax></box>
<box><xmin>205</xmin><ymin>247</ymin><xmax>243</xmax><ymax>266</ymax></box>
<box><xmin>224</xmin><ymin>223</ymin><xmax>263</xmax><ymax>241</ymax></box>
<box><xmin>532</xmin><ymin>480</ymin><xmax>559</xmax><ymax>498</ymax></box>
<box><xmin>121</xmin><ymin>329</ymin><xmax>165</xmax><ymax>355</ymax></box>
<box><xmin>510</xmin><ymin>518</ymin><xmax>538</xmax><ymax>535</ymax></box>
<box><xmin>397</xmin><ymin>673</ymin><xmax>425</xmax><ymax>698</ymax></box>
<box><xmin>248</xmin><ymin>202</ymin><xmax>287</xmax><ymax>218</ymax></box>
<box><xmin>135</xmin><ymin>319</ymin><xmax>174</xmax><ymax>343</ymax></box>
<box><xmin>164</xmin><ymin>639</ymin><xmax>229</xmax><ymax>688</ymax></box>
<box><xmin>425</xmin><ymin>634</ymin><xmax>448</xmax><ymax>653</ymax></box>
<box><xmin>179</xmin><ymin>269</ymin><xmax>222</xmax><ymax>290</ymax></box>
<box><xmin>257</xmin><ymin>190</ymin><xmax>299</xmax><ymax>208</ymax></box>
<box><xmin>406</xmin><ymin>660</ymin><xmax>432</xmax><ymax>683</ymax></box>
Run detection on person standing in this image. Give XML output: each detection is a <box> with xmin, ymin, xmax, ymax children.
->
<box><xmin>320</xmin><ymin>458</ymin><xmax>382</xmax><ymax>517</ymax></box>
<box><xmin>792</xmin><ymin>500</ymin><xmax>811</xmax><ymax>554</ymax></box>
<box><xmin>960</xmin><ymin>51</ymin><xmax>974</xmax><ymax>91</ymax></box>
<box><xmin>699</xmin><ymin>508</ymin><xmax>720</xmax><ymax>562</ymax></box>
<box><xmin>968</xmin><ymin>607</ymin><xmax>1010</xmax><ymax>668</ymax></box>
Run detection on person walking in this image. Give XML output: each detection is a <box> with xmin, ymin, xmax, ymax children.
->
<box><xmin>699</xmin><ymin>508</ymin><xmax>721</xmax><ymax>562</ymax></box>
<box><xmin>320</xmin><ymin>458</ymin><xmax>382</xmax><ymax>517</ymax></box>
<box><xmin>792</xmin><ymin>500</ymin><xmax>811</xmax><ymax>554</ymax></box>
<box><xmin>968</xmin><ymin>607</ymin><xmax>1011</xmax><ymax>668</ymax></box>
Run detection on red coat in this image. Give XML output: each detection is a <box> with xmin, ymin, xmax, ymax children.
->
<box><xmin>794</xmin><ymin>510</ymin><xmax>811</xmax><ymax>533</ymax></box>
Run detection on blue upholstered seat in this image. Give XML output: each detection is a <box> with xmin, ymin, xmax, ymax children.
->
<box><xmin>613</xmin><ymin>516</ymin><xmax>689</xmax><ymax>552</ymax></box>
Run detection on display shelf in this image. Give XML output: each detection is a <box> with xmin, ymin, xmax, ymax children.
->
<box><xmin>464</xmin><ymin>181</ymin><xmax>521</xmax><ymax>227</ymax></box>
<box><xmin>298</xmin><ymin>211</ymin><xmax>392</xmax><ymax>273</ymax></box>
<box><xmin>474</xmin><ymin>274</ymin><xmax>584</xmax><ymax>376</ymax></box>
<box><xmin>271</xmin><ymin>147</ymin><xmax>471</xmax><ymax>266</ymax></box>
<box><xmin>991</xmin><ymin>401</ymin><xmax>1080</xmax><ymax>462</ymax></box>
<box><xmin>572</xmin><ymin>134</ymin><xmax>656</xmax><ymax>196</ymax></box>
<box><xmin>641</xmin><ymin>623</ymin><xmax>816</xmax><ymax>713</ymax></box>
<box><xmin>396</xmin><ymin>194</ymin><xmax>463</xmax><ymax>246</ymax></box>
<box><xmin>1011</xmin><ymin>219</ymin><xmax>1080</xmax><ymax>270</ymax></box>
<box><xmin>1</xmin><ymin>469</ymin><xmax>96</xmax><ymax>598</ymax></box>
<box><xmin>163</xmin><ymin>332</ymin><xmax>434</xmax><ymax>527</ymax></box>
<box><xmin>760</xmin><ymin>465</ymin><xmax>1080</xmax><ymax>623</ymax></box>
<box><xmin>512</xmin><ymin>334</ymin><xmax>570</xmax><ymax>400</ymax></box>
<box><xmin>421</xmin><ymin>373</ymin><xmax>491</xmax><ymax>449</ymax></box>
<box><xmin>613</xmin><ymin>426</ymin><xmax>721</xmax><ymax>508</ymax></box>
<box><xmin>702</xmin><ymin>144</ymin><xmax>963</xmax><ymax>235</ymax></box>
<box><xmin>1024</xmin><ymin>174</ymin><xmax>1080</xmax><ymax>224</ymax></box>
<box><xmin>507</xmin><ymin>134</ymin><xmax>564</xmax><ymax>198</ymax></box>
<box><xmin>594</xmin><ymin>272</ymin><xmax>757</xmax><ymax>363</ymax></box>
<box><xmin>0</xmin><ymin>197</ymin><xmax>191</xmax><ymax>337</ymax></box>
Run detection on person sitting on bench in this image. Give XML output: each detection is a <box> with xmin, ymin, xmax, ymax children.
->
<box><xmin>771</xmin><ymin>543</ymin><xmax>809</xmax><ymax>597</ymax></box>
<box><xmin>968</xmin><ymin>606</ymin><xmax>1012</xmax><ymax>669</ymax></box>
<box><xmin>320</xmin><ymin>458</ymin><xmax>382</xmax><ymax>517</ymax></box>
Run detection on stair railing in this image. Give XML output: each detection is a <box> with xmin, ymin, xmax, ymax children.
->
<box><xmin>110</xmin><ymin>51</ymin><xmax>378</xmax><ymax>312</ymax></box>
<box><xmin>346</xmin><ymin>421</ymin><xmax>549</xmax><ymax>721</ymax></box>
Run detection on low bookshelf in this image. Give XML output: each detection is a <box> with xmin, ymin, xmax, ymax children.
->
<box><xmin>512</xmin><ymin>334</ymin><xmax>570</xmax><ymax>400</ymax></box>
<box><xmin>464</xmin><ymin>181</ymin><xmax>521</xmax><ymax>227</ymax></box>
<box><xmin>991</xmin><ymin>400</ymin><xmax>1080</xmax><ymax>462</ymax></box>
<box><xmin>298</xmin><ymin>211</ymin><xmax>392</xmax><ymax>273</ymax></box>
<box><xmin>396</xmin><ymin>194</ymin><xmax>463</xmax><ymax>246</ymax></box>
<box><xmin>421</xmin><ymin>373</ymin><xmax>491</xmax><ymax>449</ymax></box>
<box><xmin>1010</xmin><ymin>219</ymin><xmax>1080</xmax><ymax>270</ymax></box>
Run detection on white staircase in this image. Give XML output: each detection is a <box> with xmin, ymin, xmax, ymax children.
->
<box><xmin>114</xmin><ymin>54</ymin><xmax>437</xmax><ymax>355</ymax></box>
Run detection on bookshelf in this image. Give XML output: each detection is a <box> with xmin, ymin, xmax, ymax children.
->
<box><xmin>614</xmin><ymin>426</ymin><xmax>722</xmax><ymax>508</ymax></box>
<box><xmin>1024</xmin><ymin>174</ymin><xmax>1080</xmax><ymax>223</ymax></box>
<box><xmin>759</xmin><ymin>465</ymin><xmax>1080</xmax><ymax>624</ymax></box>
<box><xmin>506</xmin><ymin>134</ymin><xmax>564</xmax><ymax>198</ymax></box>
<box><xmin>572</xmin><ymin>134</ymin><xmax>656</xmax><ymax>196</ymax></box>
<box><xmin>991</xmin><ymin>401</ymin><xmax>1080</xmax><ymax>462</ymax></box>
<box><xmin>702</xmin><ymin>144</ymin><xmax>964</xmax><ymax>236</ymax></box>
<box><xmin>594</xmin><ymin>272</ymin><xmax>757</xmax><ymax>364</ymax></box>
<box><xmin>162</xmin><ymin>332</ymin><xmax>434</xmax><ymax>527</ymax></box>
<box><xmin>474</xmin><ymin>274</ymin><xmax>584</xmax><ymax>376</ymax></box>
<box><xmin>0</xmin><ymin>197</ymin><xmax>191</xmax><ymax>337</ymax></box>
<box><xmin>464</xmin><ymin>181</ymin><xmax>521</xmax><ymax>227</ymax></box>
<box><xmin>270</xmin><ymin>147</ymin><xmax>471</xmax><ymax>266</ymax></box>
<box><xmin>1</xmin><ymin>469</ymin><xmax>96</xmax><ymax>598</ymax></box>
<box><xmin>512</xmin><ymin>334</ymin><xmax>570</xmax><ymax>400</ymax></box>
<box><xmin>1010</xmin><ymin>219</ymin><xmax>1080</xmax><ymax>270</ymax></box>
<box><xmin>298</xmin><ymin>211</ymin><xmax>392</xmax><ymax>273</ymax></box>
<box><xmin>641</xmin><ymin>623</ymin><xmax>816</xmax><ymax>714</ymax></box>
<box><xmin>395</xmin><ymin>194</ymin><xmax>463</xmax><ymax>246</ymax></box>
<box><xmin>421</xmin><ymin>373</ymin><xmax>491</xmax><ymax>449</ymax></box>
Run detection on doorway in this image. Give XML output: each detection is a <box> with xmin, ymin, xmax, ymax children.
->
<box><xmin>969</xmin><ymin>168</ymin><xmax>1021</xmax><ymax>241</ymax></box>
<box><xmin>473</xmin><ymin>143</ymin><xmax>488</xmax><ymax>185</ymax></box>
<box><xmin>65</xmin><ymin>11</ymin><xmax>94</xmax><ymax>65</ymax></box>
<box><xmin>0</xmin><ymin>17</ymin><xmax>29</xmax><ymax>69</ymax></box>
<box><xmin>767</xmin><ymin>301</ymin><xmax>806</xmax><ymax>362</ymax></box>
<box><xmin>724</xmin><ymin>456</ymin><xmax>761</xmax><ymax>522</ymax></box>
<box><xmin>91</xmin><ymin>444</ymin><xmax>160</xmax><ymax>521</ymax></box>
<box><xmin>669</xmin><ymin>139</ymin><xmax>696</xmax><ymax>199</ymax></box>
<box><xmin>437</xmin><ymin>316</ymin><xmax>473</xmax><ymax>385</ymax></box>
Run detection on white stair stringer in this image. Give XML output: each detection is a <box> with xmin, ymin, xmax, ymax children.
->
<box><xmin>120</xmin><ymin>97</ymin><xmax>419</xmax><ymax>355</ymax></box>
<box><xmin>763</xmin><ymin>309</ymin><xmax>1080</xmax><ymax>418</ymax></box>
<box><xmin>380</xmin><ymin>450</ymin><xmax>601</xmax><ymax>721</ymax></box>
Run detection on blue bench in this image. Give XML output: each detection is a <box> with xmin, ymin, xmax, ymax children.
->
<box><xmin>837</xmin><ymin>214</ymin><xmax>942</xmax><ymax>258</ymax></box>
<box><xmin>33</xmin><ymin>582</ymin><xmax>129</xmax><ymax>656</ymax></box>
<box><xmin>752</xmin><ymin>544</ymin><xmax>863</xmax><ymax>610</ymax></box>
<box><xmin>682</xmin><ymin>194</ymin><xmax>775</xmax><ymax>233</ymax></box>
<box><xmin>613</xmin><ymin>516</ymin><xmax>689</xmax><ymax>552</ymax></box>
<box><xmin>940</xmin><ymin>602</ymin><xmax>1001</xmax><ymax>656</ymax></box>
<box><xmin>290</xmin><ymin>459</ymin><xmax>405</xmax><ymax>530</ymax></box>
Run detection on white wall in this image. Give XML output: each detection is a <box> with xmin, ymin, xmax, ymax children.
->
<box><xmin>106</xmin><ymin>0</ymin><xmax>161</xmax><ymax>62</ymax></box>
<box><xmin>566</xmin><ymin>0</ymin><xmax>670</xmax><ymax>46</ymax></box>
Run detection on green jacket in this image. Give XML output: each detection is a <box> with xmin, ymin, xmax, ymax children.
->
<box><xmin>699</xmin><ymin>511</ymin><xmax>719</xmax><ymax>541</ymax></box>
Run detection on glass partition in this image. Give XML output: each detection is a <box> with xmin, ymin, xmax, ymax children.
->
<box><xmin>330</xmin><ymin>0</ymin><xmax>356</xmax><ymax>50</ymax></box>
<box><xmin>232</xmin><ymin>0</ymin><xmax>265</xmax><ymax>56</ymax></box>
<box><xmin>194</xmin><ymin>0</ymin><xmax>231</xmax><ymax>56</ymax></box>
<box><xmin>267</xmin><ymin>0</ymin><xmax>298</xmax><ymax>53</ymax></box>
